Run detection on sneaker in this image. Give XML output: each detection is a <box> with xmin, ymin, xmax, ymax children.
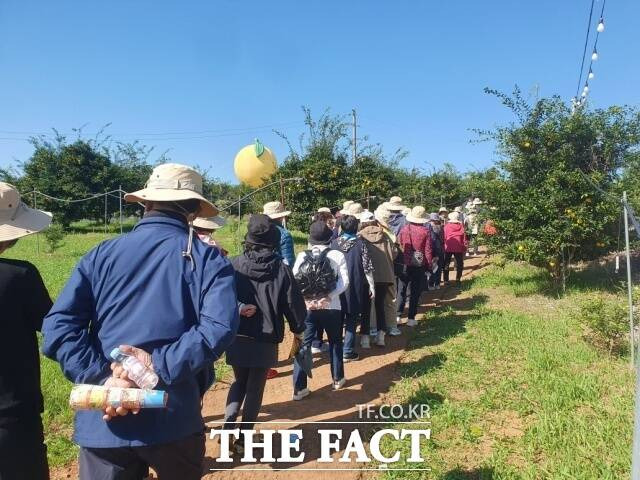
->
<box><xmin>388</xmin><ymin>326</ymin><xmax>402</xmax><ymax>336</ymax></box>
<box><xmin>343</xmin><ymin>353</ymin><xmax>359</xmax><ymax>362</ymax></box>
<box><xmin>310</xmin><ymin>346</ymin><xmax>322</xmax><ymax>354</ymax></box>
<box><xmin>360</xmin><ymin>335</ymin><xmax>371</xmax><ymax>349</ymax></box>
<box><xmin>375</xmin><ymin>331</ymin><xmax>386</xmax><ymax>347</ymax></box>
<box><xmin>407</xmin><ymin>318</ymin><xmax>418</xmax><ymax>327</ymax></box>
<box><xmin>333</xmin><ymin>378</ymin><xmax>346</xmax><ymax>390</ymax></box>
<box><xmin>292</xmin><ymin>388</ymin><xmax>311</xmax><ymax>401</ymax></box>
<box><xmin>266</xmin><ymin>369</ymin><xmax>278</xmax><ymax>379</ymax></box>
<box><xmin>369</xmin><ymin>328</ymin><xmax>378</xmax><ymax>337</ymax></box>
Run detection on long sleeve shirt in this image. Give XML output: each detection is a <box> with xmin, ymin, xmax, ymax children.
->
<box><xmin>397</xmin><ymin>223</ymin><xmax>433</xmax><ymax>269</ymax></box>
<box><xmin>42</xmin><ymin>213</ymin><xmax>239</xmax><ymax>448</ymax></box>
<box><xmin>292</xmin><ymin>245</ymin><xmax>349</xmax><ymax>311</ymax></box>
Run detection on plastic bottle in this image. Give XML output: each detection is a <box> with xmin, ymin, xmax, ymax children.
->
<box><xmin>110</xmin><ymin>347</ymin><xmax>159</xmax><ymax>390</ymax></box>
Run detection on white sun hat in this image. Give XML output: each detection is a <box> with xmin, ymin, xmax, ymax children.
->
<box><xmin>374</xmin><ymin>206</ymin><xmax>391</xmax><ymax>228</ymax></box>
<box><xmin>386</xmin><ymin>196</ymin><xmax>405</xmax><ymax>211</ymax></box>
<box><xmin>339</xmin><ymin>200</ymin><xmax>354</xmax><ymax>215</ymax></box>
<box><xmin>347</xmin><ymin>202</ymin><xmax>364</xmax><ymax>218</ymax></box>
<box><xmin>0</xmin><ymin>182</ymin><xmax>52</xmax><ymax>242</ymax></box>
<box><xmin>359</xmin><ymin>210</ymin><xmax>375</xmax><ymax>223</ymax></box>
<box><xmin>124</xmin><ymin>163</ymin><xmax>218</xmax><ymax>217</ymax></box>
<box><xmin>473</xmin><ymin>198</ymin><xmax>484</xmax><ymax>205</ymax></box>
<box><xmin>193</xmin><ymin>216</ymin><xmax>226</xmax><ymax>231</ymax></box>
<box><xmin>263</xmin><ymin>201</ymin><xmax>291</xmax><ymax>219</ymax></box>
<box><xmin>317</xmin><ymin>207</ymin><xmax>331</xmax><ymax>213</ymax></box>
<box><xmin>406</xmin><ymin>206</ymin><xmax>429</xmax><ymax>224</ymax></box>
<box><xmin>448</xmin><ymin>211</ymin><xmax>463</xmax><ymax>223</ymax></box>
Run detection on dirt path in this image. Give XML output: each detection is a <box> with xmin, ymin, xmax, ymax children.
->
<box><xmin>200</xmin><ymin>254</ymin><xmax>487</xmax><ymax>479</ymax></box>
<box><xmin>51</xmin><ymin>254</ymin><xmax>487</xmax><ymax>480</ymax></box>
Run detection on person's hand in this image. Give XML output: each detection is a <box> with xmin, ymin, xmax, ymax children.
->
<box><xmin>240</xmin><ymin>304</ymin><xmax>257</xmax><ymax>317</ymax></box>
<box><xmin>111</xmin><ymin>345</ymin><xmax>153</xmax><ymax>383</ymax></box>
<box><xmin>102</xmin><ymin>377</ymin><xmax>140</xmax><ymax>421</ymax></box>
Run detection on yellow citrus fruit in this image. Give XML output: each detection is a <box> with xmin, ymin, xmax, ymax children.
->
<box><xmin>234</xmin><ymin>141</ymin><xmax>277</xmax><ymax>188</ymax></box>
<box><xmin>518</xmin><ymin>245</ymin><xmax>525</xmax><ymax>251</ymax></box>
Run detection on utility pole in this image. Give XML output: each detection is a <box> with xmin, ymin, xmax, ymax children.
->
<box><xmin>624</xmin><ymin>192</ymin><xmax>635</xmax><ymax>367</ymax></box>
<box><xmin>352</xmin><ymin>108</ymin><xmax>357</xmax><ymax>163</ymax></box>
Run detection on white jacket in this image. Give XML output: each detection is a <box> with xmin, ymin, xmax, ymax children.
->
<box><xmin>292</xmin><ymin>244</ymin><xmax>350</xmax><ymax>311</ymax></box>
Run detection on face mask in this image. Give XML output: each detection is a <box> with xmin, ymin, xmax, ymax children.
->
<box><xmin>197</xmin><ymin>233</ymin><xmax>215</xmax><ymax>246</ymax></box>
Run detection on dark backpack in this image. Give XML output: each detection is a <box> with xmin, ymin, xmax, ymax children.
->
<box><xmin>294</xmin><ymin>249</ymin><xmax>337</xmax><ymax>299</ymax></box>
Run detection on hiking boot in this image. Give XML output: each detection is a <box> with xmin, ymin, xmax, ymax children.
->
<box><xmin>360</xmin><ymin>335</ymin><xmax>371</xmax><ymax>349</ymax></box>
<box><xmin>407</xmin><ymin>318</ymin><xmax>418</xmax><ymax>327</ymax></box>
<box><xmin>232</xmin><ymin>439</ymin><xmax>244</xmax><ymax>456</ymax></box>
<box><xmin>375</xmin><ymin>331</ymin><xmax>386</xmax><ymax>347</ymax></box>
<box><xmin>333</xmin><ymin>378</ymin><xmax>346</xmax><ymax>390</ymax></box>
<box><xmin>292</xmin><ymin>388</ymin><xmax>311</xmax><ymax>401</ymax></box>
<box><xmin>388</xmin><ymin>326</ymin><xmax>402</xmax><ymax>336</ymax></box>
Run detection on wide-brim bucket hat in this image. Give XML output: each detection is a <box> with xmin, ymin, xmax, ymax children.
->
<box><xmin>0</xmin><ymin>182</ymin><xmax>52</xmax><ymax>242</ymax></box>
<box><xmin>347</xmin><ymin>202</ymin><xmax>364</xmax><ymax>218</ymax></box>
<box><xmin>339</xmin><ymin>200</ymin><xmax>354</xmax><ymax>215</ymax></box>
<box><xmin>124</xmin><ymin>163</ymin><xmax>218</xmax><ymax>217</ymax></box>
<box><xmin>448</xmin><ymin>211</ymin><xmax>463</xmax><ymax>223</ymax></box>
<box><xmin>374</xmin><ymin>206</ymin><xmax>391</xmax><ymax>228</ymax></box>
<box><xmin>406</xmin><ymin>206</ymin><xmax>428</xmax><ymax>224</ymax></box>
<box><xmin>193</xmin><ymin>216</ymin><xmax>226</xmax><ymax>231</ymax></box>
<box><xmin>386</xmin><ymin>196</ymin><xmax>405</xmax><ymax>211</ymax></box>
<box><xmin>263</xmin><ymin>201</ymin><xmax>291</xmax><ymax>219</ymax></box>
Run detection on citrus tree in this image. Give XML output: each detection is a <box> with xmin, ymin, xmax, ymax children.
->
<box><xmin>476</xmin><ymin>87</ymin><xmax>640</xmax><ymax>289</ymax></box>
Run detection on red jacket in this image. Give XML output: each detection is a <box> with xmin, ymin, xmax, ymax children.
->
<box><xmin>397</xmin><ymin>223</ymin><xmax>433</xmax><ymax>268</ymax></box>
<box><xmin>444</xmin><ymin>223</ymin><xmax>468</xmax><ymax>253</ymax></box>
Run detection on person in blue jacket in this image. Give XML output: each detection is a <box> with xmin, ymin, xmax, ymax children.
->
<box><xmin>42</xmin><ymin>163</ymin><xmax>239</xmax><ymax>480</ymax></box>
<box><xmin>263</xmin><ymin>201</ymin><xmax>295</xmax><ymax>267</ymax></box>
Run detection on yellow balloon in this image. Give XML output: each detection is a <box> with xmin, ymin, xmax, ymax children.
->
<box><xmin>234</xmin><ymin>141</ymin><xmax>277</xmax><ymax>187</ymax></box>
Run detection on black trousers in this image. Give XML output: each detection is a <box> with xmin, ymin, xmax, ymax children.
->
<box><xmin>359</xmin><ymin>284</ymin><xmax>387</xmax><ymax>333</ymax></box>
<box><xmin>444</xmin><ymin>252</ymin><xmax>464</xmax><ymax>282</ymax></box>
<box><xmin>224</xmin><ymin>366</ymin><xmax>269</xmax><ymax>433</ymax></box>
<box><xmin>0</xmin><ymin>417</ymin><xmax>49</xmax><ymax>480</ymax></box>
<box><xmin>78</xmin><ymin>432</ymin><xmax>205</xmax><ymax>480</ymax></box>
<box><xmin>396</xmin><ymin>266</ymin><xmax>425</xmax><ymax>320</ymax></box>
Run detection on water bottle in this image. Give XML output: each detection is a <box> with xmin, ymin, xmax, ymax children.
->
<box><xmin>110</xmin><ymin>347</ymin><xmax>159</xmax><ymax>390</ymax></box>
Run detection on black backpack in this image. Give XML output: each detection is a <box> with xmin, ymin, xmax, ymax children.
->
<box><xmin>295</xmin><ymin>249</ymin><xmax>338</xmax><ymax>299</ymax></box>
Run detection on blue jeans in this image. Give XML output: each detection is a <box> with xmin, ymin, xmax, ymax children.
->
<box><xmin>293</xmin><ymin>310</ymin><xmax>344</xmax><ymax>391</ymax></box>
<box><xmin>343</xmin><ymin>312</ymin><xmax>359</xmax><ymax>356</ymax></box>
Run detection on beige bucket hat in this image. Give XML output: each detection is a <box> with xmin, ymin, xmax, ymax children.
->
<box><xmin>406</xmin><ymin>206</ymin><xmax>428</xmax><ymax>224</ymax></box>
<box><xmin>317</xmin><ymin>207</ymin><xmax>331</xmax><ymax>213</ymax></box>
<box><xmin>339</xmin><ymin>200</ymin><xmax>354</xmax><ymax>215</ymax></box>
<box><xmin>263</xmin><ymin>201</ymin><xmax>291</xmax><ymax>219</ymax></box>
<box><xmin>347</xmin><ymin>202</ymin><xmax>364</xmax><ymax>218</ymax></box>
<box><xmin>193</xmin><ymin>216</ymin><xmax>226</xmax><ymax>231</ymax></box>
<box><xmin>473</xmin><ymin>198</ymin><xmax>484</xmax><ymax>205</ymax></box>
<box><xmin>401</xmin><ymin>207</ymin><xmax>412</xmax><ymax>216</ymax></box>
<box><xmin>124</xmin><ymin>163</ymin><xmax>218</xmax><ymax>217</ymax></box>
<box><xmin>386</xmin><ymin>196</ymin><xmax>405</xmax><ymax>211</ymax></box>
<box><xmin>438</xmin><ymin>206</ymin><xmax>449</xmax><ymax>213</ymax></box>
<box><xmin>448</xmin><ymin>211</ymin><xmax>463</xmax><ymax>223</ymax></box>
<box><xmin>374</xmin><ymin>206</ymin><xmax>391</xmax><ymax>228</ymax></box>
<box><xmin>0</xmin><ymin>182</ymin><xmax>52</xmax><ymax>242</ymax></box>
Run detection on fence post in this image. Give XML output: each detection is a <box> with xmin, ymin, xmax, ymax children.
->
<box><xmin>33</xmin><ymin>190</ymin><xmax>40</xmax><ymax>254</ymax></box>
<box><xmin>104</xmin><ymin>190</ymin><xmax>108</xmax><ymax>234</ymax></box>
<box><xmin>119</xmin><ymin>185</ymin><xmax>123</xmax><ymax>234</ymax></box>
<box><xmin>624</xmin><ymin>192</ymin><xmax>635</xmax><ymax>367</ymax></box>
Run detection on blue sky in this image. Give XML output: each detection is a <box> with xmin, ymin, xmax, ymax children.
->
<box><xmin>1</xmin><ymin>0</ymin><xmax>638</xmax><ymax>183</ymax></box>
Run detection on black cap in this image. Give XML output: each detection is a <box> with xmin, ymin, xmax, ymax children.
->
<box><xmin>245</xmin><ymin>214</ymin><xmax>281</xmax><ymax>248</ymax></box>
<box><xmin>309</xmin><ymin>220</ymin><xmax>333</xmax><ymax>245</ymax></box>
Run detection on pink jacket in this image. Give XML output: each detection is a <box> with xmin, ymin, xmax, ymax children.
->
<box><xmin>397</xmin><ymin>223</ymin><xmax>433</xmax><ymax>268</ymax></box>
<box><xmin>444</xmin><ymin>223</ymin><xmax>468</xmax><ymax>253</ymax></box>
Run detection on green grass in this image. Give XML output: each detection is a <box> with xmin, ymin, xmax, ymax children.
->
<box><xmin>2</xmin><ymin>219</ymin><xmax>306</xmax><ymax>467</ymax></box>
<box><xmin>382</xmin><ymin>260</ymin><xmax>634</xmax><ymax>479</ymax></box>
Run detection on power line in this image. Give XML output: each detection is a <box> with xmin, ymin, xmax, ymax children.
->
<box><xmin>575</xmin><ymin>0</ymin><xmax>596</xmax><ymax>99</ymax></box>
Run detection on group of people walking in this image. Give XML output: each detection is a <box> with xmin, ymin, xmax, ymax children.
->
<box><xmin>0</xmin><ymin>162</ymin><xmax>484</xmax><ymax>479</ymax></box>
